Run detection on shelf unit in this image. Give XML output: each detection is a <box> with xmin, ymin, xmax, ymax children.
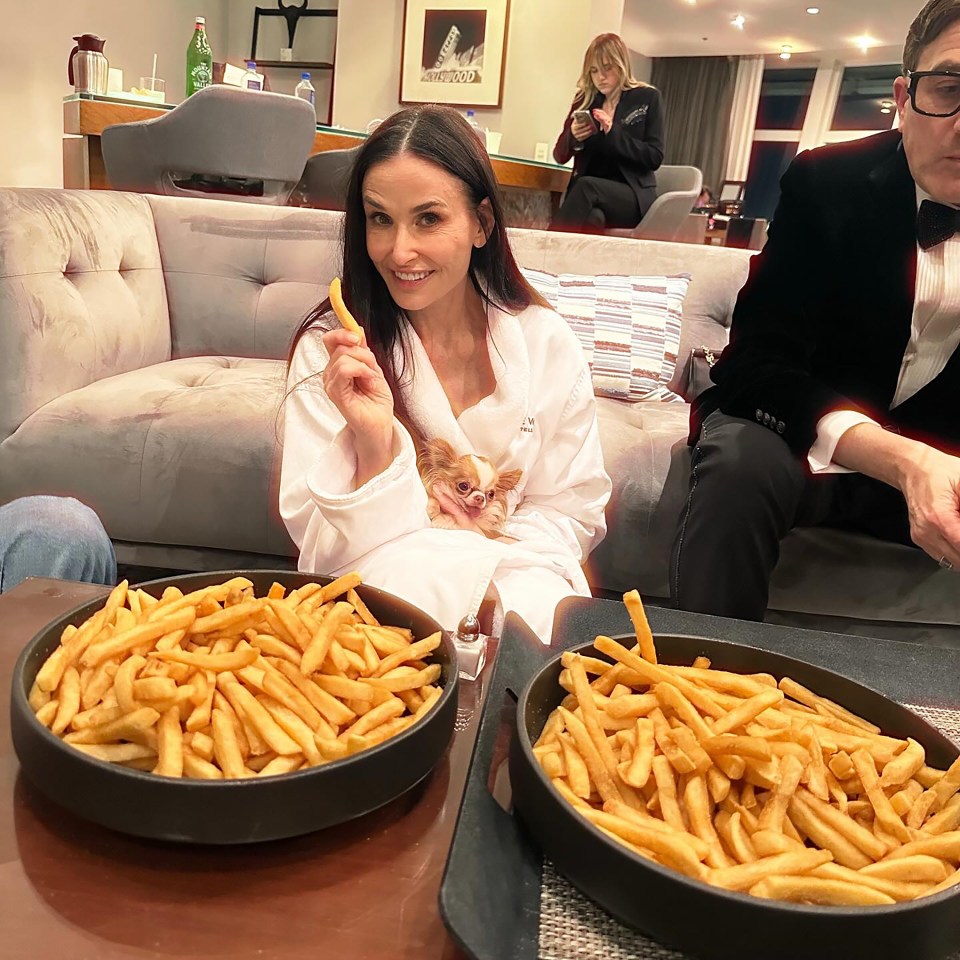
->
<box><xmin>250</xmin><ymin>4</ymin><xmax>337</xmax><ymax>124</ymax></box>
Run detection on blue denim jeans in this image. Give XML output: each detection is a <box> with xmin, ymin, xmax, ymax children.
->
<box><xmin>0</xmin><ymin>496</ymin><xmax>117</xmax><ymax>594</ymax></box>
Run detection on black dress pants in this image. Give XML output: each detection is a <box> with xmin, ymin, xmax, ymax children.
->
<box><xmin>550</xmin><ymin>176</ymin><xmax>643</xmax><ymax>233</ymax></box>
<box><xmin>670</xmin><ymin>411</ymin><xmax>916</xmax><ymax>621</ymax></box>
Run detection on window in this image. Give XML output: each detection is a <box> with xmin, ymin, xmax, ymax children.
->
<box><xmin>755</xmin><ymin>67</ymin><xmax>818</xmax><ymax>130</ymax></box>
<box><xmin>743</xmin><ymin>141</ymin><xmax>799</xmax><ymax>222</ymax></box>
<box><xmin>830</xmin><ymin>64</ymin><xmax>901</xmax><ymax>130</ymax></box>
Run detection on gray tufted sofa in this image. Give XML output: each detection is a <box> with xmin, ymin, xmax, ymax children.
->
<box><xmin>2</xmin><ymin>188</ymin><xmax>957</xmax><ymax>644</ymax></box>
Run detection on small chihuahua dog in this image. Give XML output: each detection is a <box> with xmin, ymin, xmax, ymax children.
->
<box><xmin>417</xmin><ymin>438</ymin><xmax>522</xmax><ymax>539</ymax></box>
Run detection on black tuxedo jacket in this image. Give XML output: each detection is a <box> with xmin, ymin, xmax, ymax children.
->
<box><xmin>693</xmin><ymin>129</ymin><xmax>960</xmax><ymax>458</ymax></box>
<box><xmin>553</xmin><ymin>85</ymin><xmax>664</xmax><ymax>217</ymax></box>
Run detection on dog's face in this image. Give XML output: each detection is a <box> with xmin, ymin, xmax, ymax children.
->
<box><xmin>417</xmin><ymin>438</ymin><xmax>522</xmax><ymax>520</ymax></box>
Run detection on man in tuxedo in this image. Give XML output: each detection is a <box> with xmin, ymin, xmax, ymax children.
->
<box><xmin>671</xmin><ymin>0</ymin><xmax>960</xmax><ymax>620</ymax></box>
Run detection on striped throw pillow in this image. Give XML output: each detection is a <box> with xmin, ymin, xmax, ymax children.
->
<box><xmin>522</xmin><ymin>268</ymin><xmax>689</xmax><ymax>402</ymax></box>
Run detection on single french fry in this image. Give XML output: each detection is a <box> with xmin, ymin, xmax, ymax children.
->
<box><xmin>218</xmin><ymin>676</ymin><xmax>301</xmax><ymax>756</ymax></box>
<box><xmin>81</xmin><ymin>607</ymin><xmax>196</xmax><ymax>668</ymax></box>
<box><xmin>372</xmin><ymin>632</ymin><xmax>442</xmax><ymax>678</ymax></box>
<box><xmin>685</xmin><ymin>773</ymin><xmax>733</xmax><ymax>868</ymax></box>
<box><xmin>212</xmin><ymin>706</ymin><xmax>247</xmax><ymax>778</ymax></box>
<box><xmin>154</xmin><ymin>706</ymin><xmax>184</xmax><ymax>778</ymax></box>
<box><xmin>182</xmin><ymin>747</ymin><xmax>223</xmax><ymax>780</ymax></box>
<box><xmin>787</xmin><ymin>793</ymin><xmax>875</xmax><ymax>868</ymax></box>
<box><xmin>274</xmin><ymin>659</ymin><xmax>357</xmax><ymax>726</ymax></box>
<box><xmin>258</xmin><ymin>696</ymin><xmax>323</xmax><ymax>764</ymax></box>
<box><xmin>581</xmin><ymin>808</ymin><xmax>704</xmax><ymax>879</ymax></box>
<box><xmin>319</xmin><ymin>570</ymin><xmax>364</xmax><ymax>603</ymax></box>
<box><xmin>339</xmin><ymin>697</ymin><xmax>406</xmax><ymax>742</ymax></box>
<box><xmin>709</xmin><ymin>849</ymin><xmax>833</xmax><ymax>892</ymax></box>
<box><xmin>64</xmin><ymin>706</ymin><xmax>160</xmax><ymax>745</ymax></box>
<box><xmin>860</xmin><ymin>855</ymin><xmax>950</xmax><ymax>883</ymax></box>
<box><xmin>622</xmin><ymin>589</ymin><xmax>657</xmax><ymax>664</ymax></box>
<box><xmin>851</xmin><ymin>749</ymin><xmax>911</xmax><ymax>843</ymax></box>
<box><xmin>811</xmin><ymin>862</ymin><xmax>931</xmax><ymax>902</ymax></box>
<box><xmin>301</xmin><ymin>601</ymin><xmax>355</xmax><ymax>675</ymax></box>
<box><xmin>879</xmin><ymin>737</ymin><xmax>926</xmax><ymax>789</ymax></box>
<box><xmin>150</xmin><ymin>646</ymin><xmax>258</xmax><ymax>672</ymax></box>
<box><xmin>751</xmin><ymin>874</ymin><xmax>894</xmax><ymax>906</ymax></box>
<box><xmin>346</xmin><ymin>587</ymin><xmax>378</xmax><ymax>626</ymax></box>
<box><xmin>72</xmin><ymin>742</ymin><xmax>157</xmax><ymax>763</ymax></box>
<box><xmin>757</xmin><ymin>754</ymin><xmax>805</xmax><ymax>834</ymax></box>
<box><xmin>362</xmin><ymin>663</ymin><xmax>441</xmax><ymax>693</ymax></box>
<box><xmin>51</xmin><ymin>667</ymin><xmax>81</xmax><ymax>736</ymax></box>
<box><xmin>557</xmin><ymin>731</ymin><xmax>592</xmax><ymax>798</ymax></box>
<box><xmin>882</xmin><ymin>830</ymin><xmax>960</xmax><ymax>863</ymax></box>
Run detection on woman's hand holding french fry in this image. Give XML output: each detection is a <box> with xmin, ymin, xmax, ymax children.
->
<box><xmin>320</xmin><ymin>326</ymin><xmax>395</xmax><ymax>484</ymax></box>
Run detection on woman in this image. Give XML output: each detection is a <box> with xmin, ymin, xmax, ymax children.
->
<box><xmin>280</xmin><ymin>105</ymin><xmax>611</xmax><ymax>641</ymax></box>
<box><xmin>552</xmin><ymin>33</ymin><xmax>664</xmax><ymax>233</ymax></box>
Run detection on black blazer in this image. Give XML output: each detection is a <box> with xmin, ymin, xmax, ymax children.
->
<box><xmin>693</xmin><ymin>129</ymin><xmax>960</xmax><ymax>458</ymax></box>
<box><xmin>553</xmin><ymin>85</ymin><xmax>664</xmax><ymax>216</ymax></box>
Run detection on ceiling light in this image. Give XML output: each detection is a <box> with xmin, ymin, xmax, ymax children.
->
<box><xmin>806</xmin><ymin>6</ymin><xmax>820</xmax><ymax>13</ymax></box>
<box><xmin>855</xmin><ymin>34</ymin><xmax>877</xmax><ymax>53</ymax></box>
<box><xmin>880</xmin><ymin>99</ymin><xmax>894</xmax><ymax>114</ymax></box>
<box><xmin>731</xmin><ymin>14</ymin><xmax>745</xmax><ymax>29</ymax></box>
<box><xmin>779</xmin><ymin>44</ymin><xmax>792</xmax><ymax>60</ymax></box>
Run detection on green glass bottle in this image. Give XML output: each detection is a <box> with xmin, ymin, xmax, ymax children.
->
<box><xmin>186</xmin><ymin>16</ymin><xmax>213</xmax><ymax>96</ymax></box>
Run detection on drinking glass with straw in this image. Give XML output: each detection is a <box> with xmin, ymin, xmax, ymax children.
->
<box><xmin>139</xmin><ymin>53</ymin><xmax>165</xmax><ymax>101</ymax></box>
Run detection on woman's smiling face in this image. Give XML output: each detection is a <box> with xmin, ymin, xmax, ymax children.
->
<box><xmin>362</xmin><ymin>153</ymin><xmax>488</xmax><ymax>320</ymax></box>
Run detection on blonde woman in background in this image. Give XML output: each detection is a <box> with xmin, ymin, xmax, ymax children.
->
<box><xmin>551</xmin><ymin>33</ymin><xmax>664</xmax><ymax>233</ymax></box>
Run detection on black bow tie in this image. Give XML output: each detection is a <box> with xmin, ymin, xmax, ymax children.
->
<box><xmin>917</xmin><ymin>199</ymin><xmax>960</xmax><ymax>250</ymax></box>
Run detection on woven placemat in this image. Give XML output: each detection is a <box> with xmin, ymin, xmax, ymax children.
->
<box><xmin>538</xmin><ymin>704</ymin><xmax>960</xmax><ymax>960</ymax></box>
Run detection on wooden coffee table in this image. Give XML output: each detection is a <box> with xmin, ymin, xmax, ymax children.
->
<box><xmin>0</xmin><ymin>577</ymin><xmax>486</xmax><ymax>960</ymax></box>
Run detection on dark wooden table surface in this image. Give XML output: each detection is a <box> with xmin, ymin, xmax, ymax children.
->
<box><xmin>0</xmin><ymin>577</ymin><xmax>491</xmax><ymax>960</ymax></box>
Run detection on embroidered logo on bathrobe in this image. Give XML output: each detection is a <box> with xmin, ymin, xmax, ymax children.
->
<box><xmin>521</xmin><ymin>416</ymin><xmax>535</xmax><ymax>434</ymax></box>
<box><xmin>623</xmin><ymin>105</ymin><xmax>649</xmax><ymax>125</ymax></box>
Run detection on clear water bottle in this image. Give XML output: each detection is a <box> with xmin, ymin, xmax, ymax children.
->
<box><xmin>295</xmin><ymin>72</ymin><xmax>316</xmax><ymax>114</ymax></box>
<box><xmin>242</xmin><ymin>60</ymin><xmax>263</xmax><ymax>91</ymax></box>
<box><xmin>465</xmin><ymin>109</ymin><xmax>484</xmax><ymax>141</ymax></box>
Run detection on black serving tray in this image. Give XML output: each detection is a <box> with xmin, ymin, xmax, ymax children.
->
<box><xmin>439</xmin><ymin>596</ymin><xmax>960</xmax><ymax>960</ymax></box>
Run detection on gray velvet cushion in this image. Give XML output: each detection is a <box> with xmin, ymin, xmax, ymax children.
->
<box><xmin>147</xmin><ymin>195</ymin><xmax>341</xmax><ymax>361</ymax></box>
<box><xmin>0</xmin><ymin>188</ymin><xmax>170</xmax><ymax>440</ymax></box>
<box><xmin>0</xmin><ymin>356</ymin><xmax>294</xmax><ymax>557</ymax></box>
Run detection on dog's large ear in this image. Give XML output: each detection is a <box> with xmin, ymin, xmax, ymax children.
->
<box><xmin>417</xmin><ymin>436</ymin><xmax>460</xmax><ymax>472</ymax></box>
<box><xmin>496</xmin><ymin>468</ymin><xmax>523</xmax><ymax>493</ymax></box>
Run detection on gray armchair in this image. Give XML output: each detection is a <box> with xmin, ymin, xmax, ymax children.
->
<box><xmin>290</xmin><ymin>145</ymin><xmax>361</xmax><ymax>211</ymax></box>
<box><xmin>101</xmin><ymin>85</ymin><xmax>316</xmax><ymax>205</ymax></box>
<box><xmin>606</xmin><ymin>164</ymin><xmax>703</xmax><ymax>242</ymax></box>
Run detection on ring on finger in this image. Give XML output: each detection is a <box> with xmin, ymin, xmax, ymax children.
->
<box><xmin>938</xmin><ymin>555</ymin><xmax>954</xmax><ymax>570</ymax></box>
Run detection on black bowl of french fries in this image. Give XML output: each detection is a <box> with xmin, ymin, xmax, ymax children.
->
<box><xmin>508</xmin><ymin>604</ymin><xmax>960</xmax><ymax>960</ymax></box>
<box><xmin>10</xmin><ymin>570</ymin><xmax>458</xmax><ymax>844</ymax></box>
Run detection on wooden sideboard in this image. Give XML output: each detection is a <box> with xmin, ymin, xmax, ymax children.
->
<box><xmin>62</xmin><ymin>96</ymin><xmax>571</xmax><ymax>206</ymax></box>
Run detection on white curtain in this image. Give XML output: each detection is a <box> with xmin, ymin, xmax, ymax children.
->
<box><xmin>724</xmin><ymin>55</ymin><xmax>764</xmax><ymax>182</ymax></box>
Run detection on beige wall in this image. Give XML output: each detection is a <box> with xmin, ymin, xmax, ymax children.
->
<box><xmin>0</xmin><ymin>1</ymin><xmax>229</xmax><ymax>188</ymax></box>
<box><xmin>332</xmin><ymin>0</ymin><xmax>623</xmax><ymax>159</ymax></box>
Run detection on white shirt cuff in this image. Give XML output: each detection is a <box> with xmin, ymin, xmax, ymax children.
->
<box><xmin>807</xmin><ymin>410</ymin><xmax>878</xmax><ymax>474</ymax></box>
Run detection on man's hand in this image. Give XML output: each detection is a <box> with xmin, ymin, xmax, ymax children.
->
<box><xmin>898</xmin><ymin>446</ymin><xmax>960</xmax><ymax>569</ymax></box>
<box><xmin>834</xmin><ymin>422</ymin><xmax>960</xmax><ymax>569</ymax></box>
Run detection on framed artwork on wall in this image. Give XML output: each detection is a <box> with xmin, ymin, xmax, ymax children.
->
<box><xmin>399</xmin><ymin>0</ymin><xmax>511</xmax><ymax>108</ymax></box>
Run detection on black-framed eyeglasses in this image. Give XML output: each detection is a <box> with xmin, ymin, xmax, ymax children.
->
<box><xmin>907</xmin><ymin>69</ymin><xmax>960</xmax><ymax>117</ymax></box>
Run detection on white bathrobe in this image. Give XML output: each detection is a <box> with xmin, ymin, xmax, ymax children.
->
<box><xmin>279</xmin><ymin>302</ymin><xmax>611</xmax><ymax>641</ymax></box>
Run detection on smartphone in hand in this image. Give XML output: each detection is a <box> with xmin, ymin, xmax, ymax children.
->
<box><xmin>572</xmin><ymin>109</ymin><xmax>598</xmax><ymax>135</ymax></box>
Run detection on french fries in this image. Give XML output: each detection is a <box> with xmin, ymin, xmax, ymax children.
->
<box><xmin>30</xmin><ymin>576</ymin><xmax>443</xmax><ymax>780</ymax></box>
<box><xmin>328</xmin><ymin>276</ymin><xmax>363</xmax><ymax>337</ymax></box>
<box><xmin>533</xmin><ymin>589</ymin><xmax>960</xmax><ymax>906</ymax></box>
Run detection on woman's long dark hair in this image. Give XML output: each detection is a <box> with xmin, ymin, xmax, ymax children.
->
<box><xmin>286</xmin><ymin>104</ymin><xmax>548</xmax><ymax>443</ymax></box>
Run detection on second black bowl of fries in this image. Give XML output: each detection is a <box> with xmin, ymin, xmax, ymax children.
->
<box><xmin>10</xmin><ymin>570</ymin><xmax>458</xmax><ymax>844</ymax></box>
<box><xmin>508</xmin><ymin>606</ymin><xmax>960</xmax><ymax>960</ymax></box>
